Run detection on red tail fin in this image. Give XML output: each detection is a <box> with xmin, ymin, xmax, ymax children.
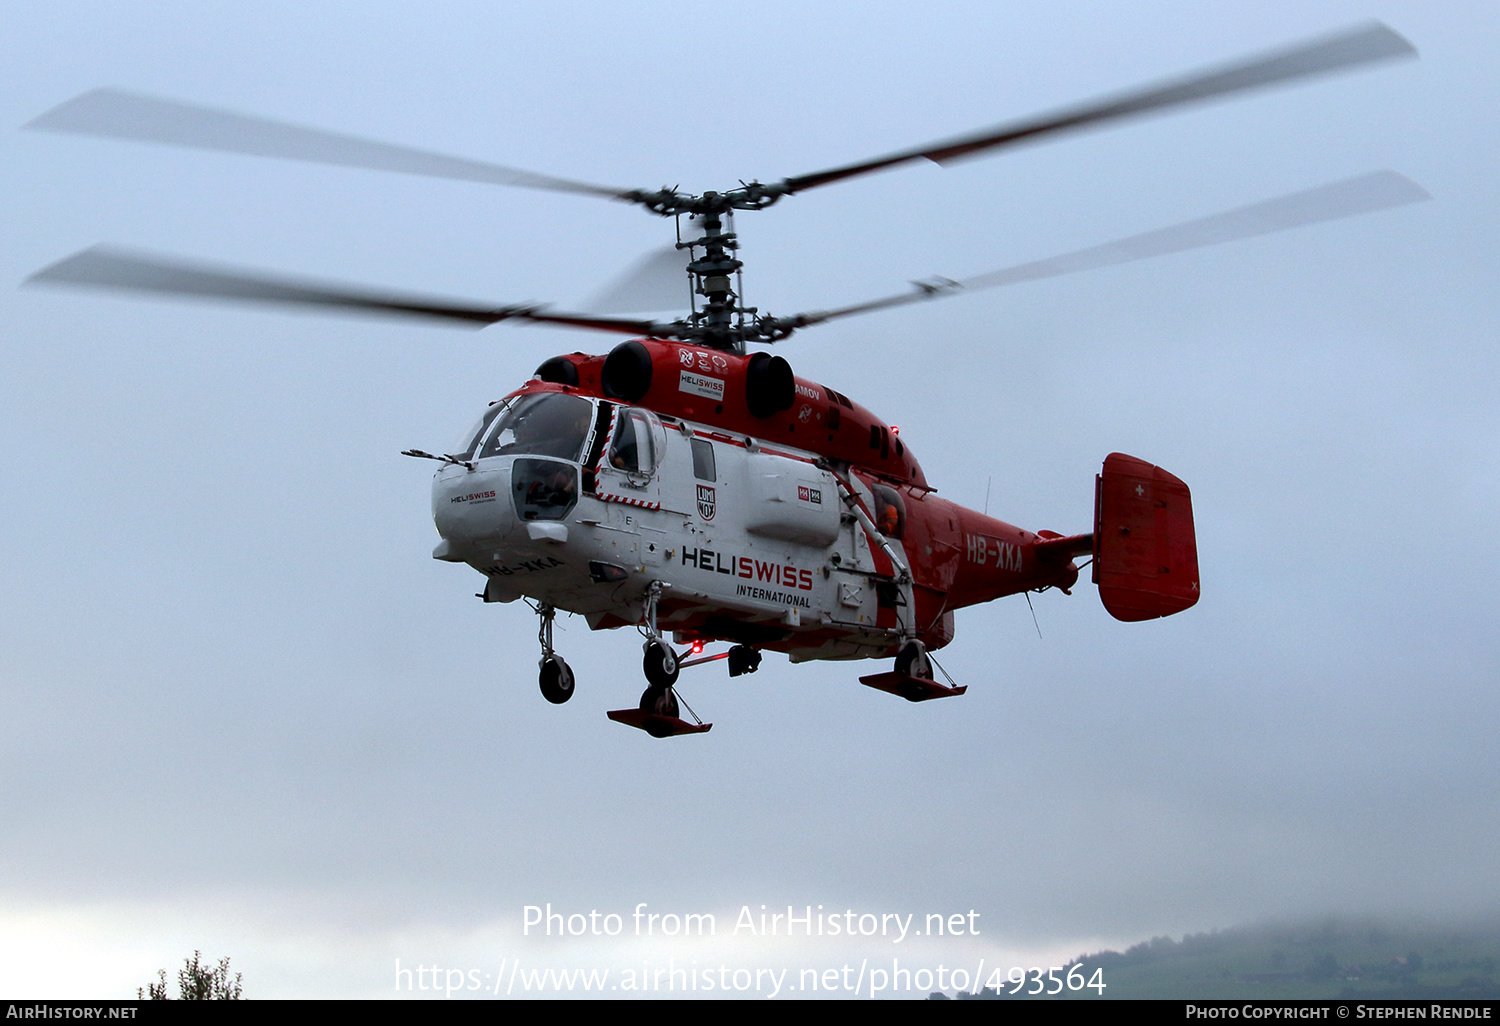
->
<box><xmin>1093</xmin><ymin>453</ymin><xmax>1200</xmax><ymax>622</ymax></box>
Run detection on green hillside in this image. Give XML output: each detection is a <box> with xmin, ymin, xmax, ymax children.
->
<box><xmin>956</xmin><ymin>919</ymin><xmax>1500</xmax><ymax>1000</ymax></box>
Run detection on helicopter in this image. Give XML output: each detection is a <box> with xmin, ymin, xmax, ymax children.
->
<box><xmin>22</xmin><ymin>22</ymin><xmax>1426</xmax><ymax>737</ymax></box>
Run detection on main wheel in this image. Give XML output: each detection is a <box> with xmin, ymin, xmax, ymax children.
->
<box><xmin>638</xmin><ymin>685</ymin><xmax>680</xmax><ymax>719</ymax></box>
<box><xmin>539</xmin><ymin>655</ymin><xmax>575</xmax><ymax>705</ymax></box>
<box><xmin>638</xmin><ymin>685</ymin><xmax>680</xmax><ymax>736</ymax></box>
<box><xmin>642</xmin><ymin>640</ymin><xmax>679</xmax><ymax>689</ymax></box>
<box><xmin>894</xmin><ymin>640</ymin><xmax>932</xmax><ymax>680</ymax></box>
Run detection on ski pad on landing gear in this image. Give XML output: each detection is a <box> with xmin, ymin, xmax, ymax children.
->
<box><xmin>606</xmin><ymin>709</ymin><xmax>713</xmax><ymax>737</ymax></box>
<box><xmin>858</xmin><ymin>672</ymin><xmax>968</xmax><ymax>703</ymax></box>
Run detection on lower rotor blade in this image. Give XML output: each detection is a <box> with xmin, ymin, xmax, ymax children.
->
<box><xmin>964</xmin><ymin>169</ymin><xmax>1430</xmax><ymax>289</ymax></box>
<box><xmin>25</xmin><ymin>246</ymin><xmax>668</xmax><ymax>336</ymax></box>
<box><xmin>791</xmin><ymin>171</ymin><xmax>1429</xmax><ymax>327</ymax></box>
<box><xmin>27</xmin><ymin>246</ymin><xmax>510</xmax><ymax>325</ymax></box>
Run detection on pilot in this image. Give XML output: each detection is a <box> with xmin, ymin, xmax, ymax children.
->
<box><xmin>565</xmin><ymin>400</ymin><xmax>593</xmax><ymax>450</ymax></box>
<box><xmin>510</xmin><ymin>393</ymin><xmax>594</xmax><ymax>460</ymax></box>
<box><xmin>609</xmin><ymin>416</ymin><xmax>640</xmax><ymax>472</ymax></box>
<box><xmin>878</xmin><ymin>498</ymin><xmax>901</xmax><ymax>537</ymax></box>
<box><xmin>527</xmin><ymin>464</ymin><xmax>577</xmax><ymax>509</ymax></box>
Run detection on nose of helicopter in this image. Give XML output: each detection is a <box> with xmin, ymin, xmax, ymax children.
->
<box><xmin>431</xmin><ymin>462</ymin><xmax>514</xmax><ymax>557</ymax></box>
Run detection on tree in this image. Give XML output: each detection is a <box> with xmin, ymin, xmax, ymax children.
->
<box><xmin>139</xmin><ymin>951</ymin><xmax>243</xmax><ymax>1000</ymax></box>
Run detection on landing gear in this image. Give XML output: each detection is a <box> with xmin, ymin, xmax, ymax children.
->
<box><xmin>539</xmin><ymin>654</ymin><xmax>574</xmax><ymax>705</ymax></box>
<box><xmin>642</xmin><ymin>638</ymin><xmax>679</xmax><ymax>689</ymax></box>
<box><xmin>638</xmin><ymin>584</ymin><xmax>680</xmax><ymax>688</ymax></box>
<box><xmin>859</xmin><ymin>638</ymin><xmax>968</xmax><ymax>702</ymax></box>
<box><xmin>639</xmin><ymin>684</ymin><xmax>679</xmax><ymax>720</ymax></box>
<box><xmin>535</xmin><ymin>602</ymin><xmax>574</xmax><ymax>704</ymax></box>
<box><xmin>610</xmin><ymin>681</ymin><xmax>706</xmax><ymax>737</ymax></box>
<box><xmin>894</xmin><ymin>639</ymin><xmax>932</xmax><ymax>680</ymax></box>
<box><xmin>605</xmin><ymin>582</ymin><xmax>712</xmax><ymax>737</ymax></box>
<box><xmin>640</xmin><ymin>618</ymin><xmax>681</xmax><ymax>736</ymax></box>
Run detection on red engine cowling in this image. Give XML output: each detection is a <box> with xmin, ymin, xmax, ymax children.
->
<box><xmin>1093</xmin><ymin>453</ymin><xmax>1200</xmax><ymax>622</ymax></box>
<box><xmin>533</xmin><ymin>340</ymin><xmax>930</xmax><ymax>487</ymax></box>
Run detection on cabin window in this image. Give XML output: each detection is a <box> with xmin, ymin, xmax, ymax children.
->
<box><xmin>607</xmin><ymin>408</ymin><xmax>656</xmax><ymax>475</ymax></box>
<box><xmin>691</xmin><ymin>438</ymin><xmax>716</xmax><ymax>482</ymax></box>
<box><xmin>870</xmin><ymin>483</ymin><xmax>905</xmax><ymax>540</ymax></box>
<box><xmin>479</xmin><ymin>393</ymin><xmax>593</xmax><ymax>462</ymax></box>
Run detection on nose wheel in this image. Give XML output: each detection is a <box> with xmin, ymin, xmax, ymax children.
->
<box><xmin>539</xmin><ymin>654</ymin><xmax>574</xmax><ymax>704</ymax></box>
<box><xmin>534</xmin><ymin>602</ymin><xmax>575</xmax><ymax>704</ymax></box>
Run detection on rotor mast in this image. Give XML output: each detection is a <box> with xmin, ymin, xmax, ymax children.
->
<box><xmin>684</xmin><ymin>194</ymin><xmax>744</xmax><ymax>353</ymax></box>
<box><xmin>623</xmin><ymin>181</ymin><xmax>791</xmax><ymax>353</ymax></box>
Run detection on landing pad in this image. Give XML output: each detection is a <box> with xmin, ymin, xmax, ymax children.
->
<box><xmin>606</xmin><ymin>709</ymin><xmax>714</xmax><ymax>737</ymax></box>
<box><xmin>858</xmin><ymin>672</ymin><xmax>968</xmax><ymax>703</ymax></box>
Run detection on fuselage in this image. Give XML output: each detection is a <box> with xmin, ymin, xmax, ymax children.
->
<box><xmin>428</xmin><ymin>341</ymin><xmax>1083</xmax><ymax>662</ymax></box>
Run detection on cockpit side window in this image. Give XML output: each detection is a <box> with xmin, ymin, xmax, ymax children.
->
<box><xmin>478</xmin><ymin>393</ymin><xmax>594</xmax><ymax>463</ymax></box>
<box><xmin>607</xmin><ymin>408</ymin><xmax>655</xmax><ymax>476</ymax></box>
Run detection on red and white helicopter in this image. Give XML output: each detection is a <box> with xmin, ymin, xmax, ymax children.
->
<box><xmin>24</xmin><ymin>23</ymin><xmax>1424</xmax><ymax>736</ymax></box>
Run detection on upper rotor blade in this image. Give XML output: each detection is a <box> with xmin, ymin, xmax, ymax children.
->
<box><xmin>25</xmin><ymin>245</ymin><xmax>667</xmax><ymax>336</ymax></box>
<box><xmin>26</xmin><ymin>89</ymin><xmax>635</xmax><ymax>200</ymax></box>
<box><xmin>782</xmin><ymin>22</ymin><xmax>1415</xmax><ymax>193</ymax></box>
<box><xmin>789</xmin><ymin>171</ymin><xmax>1429</xmax><ymax>328</ymax></box>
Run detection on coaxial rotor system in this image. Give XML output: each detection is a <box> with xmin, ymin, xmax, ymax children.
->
<box><xmin>25</xmin><ymin>22</ymin><xmax>1423</xmax><ymax>352</ymax></box>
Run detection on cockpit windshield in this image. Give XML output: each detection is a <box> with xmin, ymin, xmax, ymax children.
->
<box><xmin>478</xmin><ymin>393</ymin><xmax>594</xmax><ymax>463</ymax></box>
<box><xmin>449</xmin><ymin>401</ymin><xmax>507</xmax><ymax>462</ymax></box>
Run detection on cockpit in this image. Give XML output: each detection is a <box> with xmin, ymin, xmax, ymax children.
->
<box><xmin>446</xmin><ymin>391</ymin><xmax>658</xmax><ymax>524</ymax></box>
<box><xmin>452</xmin><ymin>392</ymin><xmax>595</xmax><ymax>464</ymax></box>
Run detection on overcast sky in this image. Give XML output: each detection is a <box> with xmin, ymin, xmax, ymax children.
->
<box><xmin>2</xmin><ymin>0</ymin><xmax>1496</xmax><ymax>1000</ymax></box>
